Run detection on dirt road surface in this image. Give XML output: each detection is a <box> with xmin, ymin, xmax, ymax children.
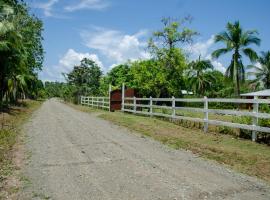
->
<box><xmin>20</xmin><ymin>99</ymin><xmax>270</xmax><ymax>200</ymax></box>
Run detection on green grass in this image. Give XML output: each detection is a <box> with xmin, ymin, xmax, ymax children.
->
<box><xmin>0</xmin><ymin>100</ymin><xmax>42</xmax><ymax>197</ymax></box>
<box><xmin>70</xmin><ymin>104</ymin><xmax>270</xmax><ymax>184</ymax></box>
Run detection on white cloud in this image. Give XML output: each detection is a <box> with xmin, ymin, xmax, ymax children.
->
<box><xmin>186</xmin><ymin>35</ymin><xmax>226</xmax><ymax>73</ymax></box>
<box><xmin>59</xmin><ymin>49</ymin><xmax>103</xmax><ymax>70</ymax></box>
<box><xmin>65</xmin><ymin>0</ymin><xmax>109</xmax><ymax>12</ymax></box>
<box><xmin>40</xmin><ymin>49</ymin><xmax>103</xmax><ymax>81</ymax></box>
<box><xmin>34</xmin><ymin>0</ymin><xmax>59</xmax><ymax>17</ymax></box>
<box><xmin>80</xmin><ymin>28</ymin><xmax>150</xmax><ymax>65</ymax></box>
<box><xmin>187</xmin><ymin>35</ymin><xmax>215</xmax><ymax>58</ymax></box>
<box><xmin>211</xmin><ymin>60</ymin><xmax>226</xmax><ymax>73</ymax></box>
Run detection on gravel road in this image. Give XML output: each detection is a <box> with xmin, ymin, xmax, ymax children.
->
<box><xmin>21</xmin><ymin>99</ymin><xmax>270</xmax><ymax>200</ymax></box>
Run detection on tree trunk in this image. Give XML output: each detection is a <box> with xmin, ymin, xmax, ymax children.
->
<box><xmin>233</xmin><ymin>53</ymin><xmax>240</xmax><ymax>97</ymax></box>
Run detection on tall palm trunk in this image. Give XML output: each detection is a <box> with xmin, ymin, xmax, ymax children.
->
<box><xmin>233</xmin><ymin>52</ymin><xmax>241</xmax><ymax>96</ymax></box>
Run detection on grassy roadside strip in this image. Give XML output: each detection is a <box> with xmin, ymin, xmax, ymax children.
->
<box><xmin>69</xmin><ymin>103</ymin><xmax>270</xmax><ymax>184</ymax></box>
<box><xmin>0</xmin><ymin>100</ymin><xmax>42</xmax><ymax>198</ymax></box>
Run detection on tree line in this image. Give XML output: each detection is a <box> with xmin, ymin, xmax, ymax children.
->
<box><xmin>0</xmin><ymin>0</ymin><xmax>44</xmax><ymax>107</ymax></box>
<box><xmin>45</xmin><ymin>17</ymin><xmax>270</xmax><ymax>102</ymax></box>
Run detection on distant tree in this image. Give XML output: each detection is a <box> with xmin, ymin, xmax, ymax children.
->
<box><xmin>65</xmin><ymin>58</ymin><xmax>102</xmax><ymax>103</ymax></box>
<box><xmin>147</xmin><ymin>17</ymin><xmax>197</xmax><ymax>97</ymax></box>
<box><xmin>149</xmin><ymin>17</ymin><xmax>197</xmax><ymax>68</ymax></box>
<box><xmin>212</xmin><ymin>21</ymin><xmax>260</xmax><ymax>96</ymax></box>
<box><xmin>248</xmin><ymin>51</ymin><xmax>270</xmax><ymax>89</ymax></box>
<box><xmin>187</xmin><ymin>56</ymin><xmax>214</xmax><ymax>96</ymax></box>
<box><xmin>149</xmin><ymin>17</ymin><xmax>197</xmax><ymax>61</ymax></box>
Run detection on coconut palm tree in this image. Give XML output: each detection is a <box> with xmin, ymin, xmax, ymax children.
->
<box><xmin>187</xmin><ymin>56</ymin><xmax>214</xmax><ymax>96</ymax></box>
<box><xmin>212</xmin><ymin>21</ymin><xmax>260</xmax><ymax>96</ymax></box>
<box><xmin>248</xmin><ymin>51</ymin><xmax>270</xmax><ymax>89</ymax></box>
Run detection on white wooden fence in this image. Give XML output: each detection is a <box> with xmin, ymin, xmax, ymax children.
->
<box><xmin>81</xmin><ymin>96</ymin><xmax>110</xmax><ymax>110</ymax></box>
<box><xmin>121</xmin><ymin>87</ymin><xmax>270</xmax><ymax>142</ymax></box>
<box><xmin>80</xmin><ymin>85</ymin><xmax>270</xmax><ymax>142</ymax></box>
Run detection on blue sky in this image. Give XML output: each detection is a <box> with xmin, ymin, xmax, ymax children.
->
<box><xmin>26</xmin><ymin>0</ymin><xmax>270</xmax><ymax>82</ymax></box>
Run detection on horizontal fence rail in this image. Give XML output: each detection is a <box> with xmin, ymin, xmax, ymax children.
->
<box><xmin>122</xmin><ymin>95</ymin><xmax>270</xmax><ymax>141</ymax></box>
<box><xmin>81</xmin><ymin>96</ymin><xmax>110</xmax><ymax>110</ymax></box>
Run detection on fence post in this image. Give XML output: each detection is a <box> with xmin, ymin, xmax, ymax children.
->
<box><xmin>133</xmin><ymin>96</ymin><xmax>136</xmax><ymax>113</ymax></box>
<box><xmin>91</xmin><ymin>97</ymin><xmax>93</xmax><ymax>107</ymax></box>
<box><xmin>172</xmin><ymin>96</ymin><xmax>175</xmax><ymax>120</ymax></box>
<box><xmin>252</xmin><ymin>96</ymin><xmax>259</xmax><ymax>142</ymax></box>
<box><xmin>109</xmin><ymin>84</ymin><xmax>112</xmax><ymax>112</ymax></box>
<box><xmin>121</xmin><ymin>83</ymin><xmax>125</xmax><ymax>111</ymax></box>
<box><xmin>150</xmin><ymin>96</ymin><xmax>153</xmax><ymax>116</ymax></box>
<box><xmin>102</xmin><ymin>97</ymin><xmax>105</xmax><ymax>109</ymax></box>
<box><xmin>203</xmin><ymin>96</ymin><xmax>208</xmax><ymax>133</ymax></box>
<box><xmin>80</xmin><ymin>96</ymin><xmax>83</xmax><ymax>105</ymax></box>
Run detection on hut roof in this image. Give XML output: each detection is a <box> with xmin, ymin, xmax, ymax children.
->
<box><xmin>240</xmin><ymin>89</ymin><xmax>270</xmax><ymax>97</ymax></box>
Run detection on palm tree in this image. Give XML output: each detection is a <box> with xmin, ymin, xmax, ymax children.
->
<box><xmin>212</xmin><ymin>21</ymin><xmax>260</xmax><ymax>96</ymax></box>
<box><xmin>187</xmin><ymin>56</ymin><xmax>214</xmax><ymax>96</ymax></box>
<box><xmin>248</xmin><ymin>51</ymin><xmax>270</xmax><ymax>89</ymax></box>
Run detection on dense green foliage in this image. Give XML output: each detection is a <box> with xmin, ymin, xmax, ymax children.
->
<box><xmin>186</xmin><ymin>56</ymin><xmax>214</xmax><ymax>96</ymax></box>
<box><xmin>0</xmin><ymin>0</ymin><xmax>45</xmax><ymax>106</ymax></box>
<box><xmin>64</xmin><ymin>58</ymin><xmax>102</xmax><ymax>103</ymax></box>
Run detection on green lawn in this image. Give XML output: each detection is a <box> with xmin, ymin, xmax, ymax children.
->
<box><xmin>70</xmin><ymin>103</ymin><xmax>270</xmax><ymax>184</ymax></box>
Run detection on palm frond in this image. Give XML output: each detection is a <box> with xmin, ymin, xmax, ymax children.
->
<box><xmin>242</xmin><ymin>48</ymin><xmax>258</xmax><ymax>62</ymax></box>
<box><xmin>225</xmin><ymin>60</ymin><xmax>234</xmax><ymax>80</ymax></box>
<box><xmin>247</xmin><ymin>64</ymin><xmax>263</xmax><ymax>72</ymax></box>
<box><xmin>238</xmin><ymin>60</ymin><xmax>245</xmax><ymax>82</ymax></box>
<box><xmin>241</xmin><ymin>32</ymin><xmax>261</xmax><ymax>46</ymax></box>
<box><xmin>214</xmin><ymin>31</ymin><xmax>232</xmax><ymax>43</ymax></box>
<box><xmin>211</xmin><ymin>48</ymin><xmax>230</xmax><ymax>59</ymax></box>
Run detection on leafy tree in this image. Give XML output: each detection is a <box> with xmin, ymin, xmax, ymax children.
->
<box><xmin>107</xmin><ymin>64</ymin><xmax>132</xmax><ymax>89</ymax></box>
<box><xmin>248</xmin><ymin>51</ymin><xmax>270</xmax><ymax>89</ymax></box>
<box><xmin>0</xmin><ymin>0</ymin><xmax>44</xmax><ymax>104</ymax></box>
<box><xmin>187</xmin><ymin>56</ymin><xmax>214</xmax><ymax>96</ymax></box>
<box><xmin>203</xmin><ymin>70</ymin><xmax>232</xmax><ymax>97</ymax></box>
<box><xmin>98</xmin><ymin>76</ymin><xmax>110</xmax><ymax>96</ymax></box>
<box><xmin>147</xmin><ymin>17</ymin><xmax>197</xmax><ymax>97</ymax></box>
<box><xmin>212</xmin><ymin>21</ymin><xmax>260</xmax><ymax>96</ymax></box>
<box><xmin>148</xmin><ymin>17</ymin><xmax>198</xmax><ymax>63</ymax></box>
<box><xmin>44</xmin><ymin>81</ymin><xmax>73</xmax><ymax>101</ymax></box>
<box><xmin>65</xmin><ymin>58</ymin><xmax>102</xmax><ymax>103</ymax></box>
<box><xmin>129</xmin><ymin>60</ymin><xmax>167</xmax><ymax>97</ymax></box>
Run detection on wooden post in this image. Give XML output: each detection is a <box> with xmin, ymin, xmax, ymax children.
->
<box><xmin>91</xmin><ymin>97</ymin><xmax>93</xmax><ymax>107</ymax></box>
<box><xmin>172</xmin><ymin>96</ymin><xmax>175</xmax><ymax>119</ymax></box>
<box><xmin>102</xmin><ymin>97</ymin><xmax>105</xmax><ymax>109</ymax></box>
<box><xmin>150</xmin><ymin>96</ymin><xmax>153</xmax><ymax>116</ymax></box>
<box><xmin>121</xmin><ymin>83</ymin><xmax>125</xmax><ymax>111</ymax></box>
<box><xmin>133</xmin><ymin>96</ymin><xmax>136</xmax><ymax>113</ymax></box>
<box><xmin>80</xmin><ymin>96</ymin><xmax>83</xmax><ymax>105</ymax></box>
<box><xmin>252</xmin><ymin>96</ymin><xmax>258</xmax><ymax>141</ymax></box>
<box><xmin>204</xmin><ymin>96</ymin><xmax>208</xmax><ymax>133</ymax></box>
<box><xmin>109</xmin><ymin>84</ymin><xmax>112</xmax><ymax>112</ymax></box>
